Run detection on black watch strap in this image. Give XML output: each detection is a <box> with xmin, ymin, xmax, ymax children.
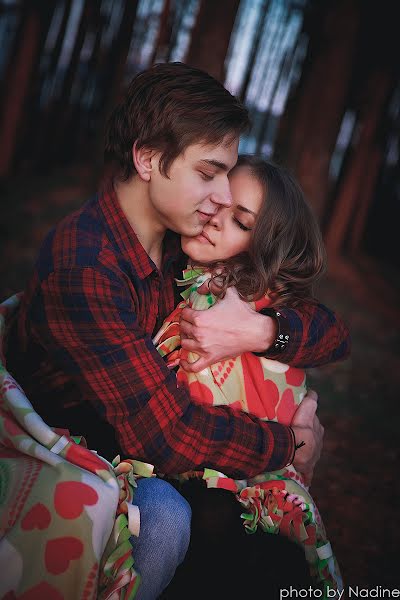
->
<box><xmin>253</xmin><ymin>307</ymin><xmax>290</xmax><ymax>356</ymax></box>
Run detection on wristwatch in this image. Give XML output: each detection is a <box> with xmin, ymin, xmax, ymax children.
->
<box><xmin>253</xmin><ymin>307</ymin><xmax>290</xmax><ymax>356</ymax></box>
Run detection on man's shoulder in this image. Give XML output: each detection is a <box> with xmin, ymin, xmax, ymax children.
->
<box><xmin>36</xmin><ymin>195</ymin><xmax>114</xmax><ymax>278</ymax></box>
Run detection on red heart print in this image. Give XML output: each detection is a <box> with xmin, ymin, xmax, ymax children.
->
<box><xmin>21</xmin><ymin>503</ymin><xmax>51</xmax><ymax>531</ymax></box>
<box><xmin>21</xmin><ymin>582</ymin><xmax>64</xmax><ymax>600</ymax></box>
<box><xmin>277</xmin><ymin>388</ymin><xmax>297</xmax><ymax>426</ymax></box>
<box><xmin>45</xmin><ymin>537</ymin><xmax>83</xmax><ymax>575</ymax></box>
<box><xmin>2</xmin><ymin>582</ymin><xmax>64</xmax><ymax>600</ymax></box>
<box><xmin>54</xmin><ymin>481</ymin><xmax>98</xmax><ymax>519</ymax></box>
<box><xmin>65</xmin><ymin>443</ymin><xmax>108</xmax><ymax>474</ymax></box>
<box><xmin>285</xmin><ymin>366</ymin><xmax>305</xmax><ymax>386</ymax></box>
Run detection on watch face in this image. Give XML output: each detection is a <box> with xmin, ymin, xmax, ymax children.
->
<box><xmin>257</xmin><ymin>307</ymin><xmax>290</xmax><ymax>355</ymax></box>
<box><xmin>275</xmin><ymin>339</ymin><xmax>288</xmax><ymax>351</ymax></box>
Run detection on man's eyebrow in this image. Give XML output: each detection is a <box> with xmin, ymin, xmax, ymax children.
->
<box><xmin>237</xmin><ymin>205</ymin><xmax>257</xmax><ymax>217</ymax></box>
<box><xmin>198</xmin><ymin>159</ymin><xmax>229</xmax><ymax>171</ymax></box>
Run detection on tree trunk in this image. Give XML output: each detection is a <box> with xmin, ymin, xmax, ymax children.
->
<box><xmin>185</xmin><ymin>0</ymin><xmax>240</xmax><ymax>82</ymax></box>
<box><xmin>92</xmin><ymin>0</ymin><xmax>139</xmax><ymax>171</ymax></box>
<box><xmin>0</xmin><ymin>2</ymin><xmax>54</xmax><ymax>178</ymax></box>
<box><xmin>325</xmin><ymin>71</ymin><xmax>392</xmax><ymax>257</ymax></box>
<box><xmin>274</xmin><ymin>0</ymin><xmax>360</xmax><ymax>221</ymax></box>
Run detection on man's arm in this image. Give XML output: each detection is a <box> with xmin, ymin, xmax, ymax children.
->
<box><xmin>36</xmin><ymin>266</ymin><xmax>298</xmax><ymax>479</ymax></box>
<box><xmin>180</xmin><ymin>285</ymin><xmax>350</xmax><ymax>371</ymax></box>
<box><xmin>262</xmin><ymin>302</ymin><xmax>350</xmax><ymax>368</ymax></box>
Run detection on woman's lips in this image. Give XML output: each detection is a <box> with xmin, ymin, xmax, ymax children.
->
<box><xmin>197</xmin><ymin>232</ymin><xmax>214</xmax><ymax>245</ymax></box>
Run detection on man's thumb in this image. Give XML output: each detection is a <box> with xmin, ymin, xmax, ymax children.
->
<box><xmin>292</xmin><ymin>397</ymin><xmax>318</xmax><ymax>427</ymax></box>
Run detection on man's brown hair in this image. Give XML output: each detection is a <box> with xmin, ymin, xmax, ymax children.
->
<box><xmin>104</xmin><ymin>62</ymin><xmax>250</xmax><ymax>181</ymax></box>
<box><xmin>209</xmin><ymin>155</ymin><xmax>327</xmax><ymax>307</ymax></box>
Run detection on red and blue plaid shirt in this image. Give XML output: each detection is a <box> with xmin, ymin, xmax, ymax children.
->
<box><xmin>6</xmin><ymin>186</ymin><xmax>350</xmax><ymax>477</ymax></box>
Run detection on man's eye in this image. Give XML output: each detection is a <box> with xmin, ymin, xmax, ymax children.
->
<box><xmin>233</xmin><ymin>217</ymin><xmax>251</xmax><ymax>231</ymax></box>
<box><xmin>200</xmin><ymin>172</ymin><xmax>215</xmax><ymax>181</ymax></box>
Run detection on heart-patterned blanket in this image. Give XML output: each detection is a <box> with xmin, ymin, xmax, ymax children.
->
<box><xmin>154</xmin><ymin>268</ymin><xmax>343</xmax><ymax>595</ymax></box>
<box><xmin>0</xmin><ymin>294</ymin><xmax>142</xmax><ymax>600</ymax></box>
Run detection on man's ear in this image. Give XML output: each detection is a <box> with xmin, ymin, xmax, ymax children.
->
<box><xmin>132</xmin><ymin>142</ymin><xmax>157</xmax><ymax>181</ymax></box>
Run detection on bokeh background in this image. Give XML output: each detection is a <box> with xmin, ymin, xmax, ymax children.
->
<box><xmin>0</xmin><ymin>0</ymin><xmax>399</xmax><ymax>588</ymax></box>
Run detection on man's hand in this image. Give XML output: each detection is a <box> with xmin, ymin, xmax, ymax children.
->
<box><xmin>291</xmin><ymin>390</ymin><xmax>324</xmax><ymax>486</ymax></box>
<box><xmin>179</xmin><ymin>285</ymin><xmax>277</xmax><ymax>372</ymax></box>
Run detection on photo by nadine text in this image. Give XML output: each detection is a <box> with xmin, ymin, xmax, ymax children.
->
<box><xmin>280</xmin><ymin>587</ymin><xmax>400</xmax><ymax>599</ymax></box>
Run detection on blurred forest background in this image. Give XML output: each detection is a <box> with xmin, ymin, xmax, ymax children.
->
<box><xmin>0</xmin><ymin>0</ymin><xmax>399</xmax><ymax>589</ymax></box>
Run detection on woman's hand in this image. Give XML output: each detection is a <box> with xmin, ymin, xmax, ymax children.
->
<box><xmin>179</xmin><ymin>284</ymin><xmax>277</xmax><ymax>372</ymax></box>
<box><xmin>291</xmin><ymin>390</ymin><xmax>324</xmax><ymax>486</ymax></box>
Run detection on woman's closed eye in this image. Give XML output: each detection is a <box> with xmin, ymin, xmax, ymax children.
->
<box><xmin>233</xmin><ymin>217</ymin><xmax>251</xmax><ymax>231</ymax></box>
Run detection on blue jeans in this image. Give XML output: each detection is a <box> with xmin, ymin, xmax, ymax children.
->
<box><xmin>131</xmin><ymin>477</ymin><xmax>191</xmax><ymax>600</ymax></box>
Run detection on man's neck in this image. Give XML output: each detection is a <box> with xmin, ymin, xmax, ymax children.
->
<box><xmin>115</xmin><ymin>177</ymin><xmax>165</xmax><ymax>268</ymax></box>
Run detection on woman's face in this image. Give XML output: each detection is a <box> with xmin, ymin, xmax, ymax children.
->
<box><xmin>181</xmin><ymin>166</ymin><xmax>263</xmax><ymax>263</ymax></box>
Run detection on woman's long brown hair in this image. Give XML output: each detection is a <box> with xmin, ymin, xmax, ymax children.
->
<box><xmin>208</xmin><ymin>155</ymin><xmax>327</xmax><ymax>308</ymax></box>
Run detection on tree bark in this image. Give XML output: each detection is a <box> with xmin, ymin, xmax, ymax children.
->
<box><xmin>185</xmin><ymin>0</ymin><xmax>240</xmax><ymax>82</ymax></box>
<box><xmin>274</xmin><ymin>0</ymin><xmax>360</xmax><ymax>221</ymax></box>
<box><xmin>0</xmin><ymin>2</ymin><xmax>54</xmax><ymax>178</ymax></box>
<box><xmin>325</xmin><ymin>71</ymin><xmax>392</xmax><ymax>257</ymax></box>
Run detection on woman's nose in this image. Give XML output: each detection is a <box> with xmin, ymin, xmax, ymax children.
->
<box><xmin>209</xmin><ymin>212</ymin><xmax>222</xmax><ymax>229</ymax></box>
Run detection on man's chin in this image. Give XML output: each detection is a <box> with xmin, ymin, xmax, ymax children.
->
<box><xmin>181</xmin><ymin>224</ymin><xmax>203</xmax><ymax>238</ymax></box>
<box><xmin>180</xmin><ymin>234</ymin><xmax>202</xmax><ymax>258</ymax></box>
<box><xmin>164</xmin><ymin>218</ymin><xmax>201</xmax><ymax>237</ymax></box>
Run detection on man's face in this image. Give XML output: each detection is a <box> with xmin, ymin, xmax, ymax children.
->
<box><xmin>148</xmin><ymin>135</ymin><xmax>239</xmax><ymax>237</ymax></box>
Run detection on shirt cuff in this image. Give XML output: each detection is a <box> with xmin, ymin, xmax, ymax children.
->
<box><xmin>261</xmin><ymin>307</ymin><xmax>303</xmax><ymax>363</ymax></box>
<box><xmin>263</xmin><ymin>421</ymin><xmax>296</xmax><ymax>471</ymax></box>
<box><xmin>287</xmin><ymin>426</ymin><xmax>297</xmax><ymax>466</ymax></box>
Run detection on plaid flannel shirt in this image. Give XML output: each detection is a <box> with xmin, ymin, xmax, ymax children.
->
<box><xmin>6</xmin><ymin>186</ymin><xmax>350</xmax><ymax>477</ymax></box>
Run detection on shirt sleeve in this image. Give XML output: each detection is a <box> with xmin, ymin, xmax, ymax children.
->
<box><xmin>36</xmin><ymin>267</ymin><xmax>294</xmax><ymax>478</ymax></box>
<box><xmin>265</xmin><ymin>302</ymin><xmax>351</xmax><ymax>368</ymax></box>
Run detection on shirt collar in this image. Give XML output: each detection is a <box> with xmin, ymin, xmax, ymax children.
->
<box><xmin>97</xmin><ymin>184</ymin><xmax>182</xmax><ymax>280</ymax></box>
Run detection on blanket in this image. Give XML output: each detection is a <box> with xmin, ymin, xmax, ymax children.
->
<box><xmin>0</xmin><ymin>294</ymin><xmax>145</xmax><ymax>600</ymax></box>
<box><xmin>154</xmin><ymin>268</ymin><xmax>343</xmax><ymax>595</ymax></box>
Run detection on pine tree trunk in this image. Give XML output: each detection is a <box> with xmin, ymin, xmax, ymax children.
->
<box><xmin>186</xmin><ymin>0</ymin><xmax>240</xmax><ymax>82</ymax></box>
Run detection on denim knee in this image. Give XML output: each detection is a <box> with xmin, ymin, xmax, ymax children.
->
<box><xmin>136</xmin><ymin>477</ymin><xmax>191</xmax><ymax>557</ymax></box>
<box><xmin>131</xmin><ymin>477</ymin><xmax>191</xmax><ymax>600</ymax></box>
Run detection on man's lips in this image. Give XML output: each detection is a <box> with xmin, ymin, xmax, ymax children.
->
<box><xmin>197</xmin><ymin>210</ymin><xmax>216</xmax><ymax>225</ymax></box>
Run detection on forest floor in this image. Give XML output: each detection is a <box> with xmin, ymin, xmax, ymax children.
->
<box><xmin>1</xmin><ymin>166</ymin><xmax>399</xmax><ymax>589</ymax></box>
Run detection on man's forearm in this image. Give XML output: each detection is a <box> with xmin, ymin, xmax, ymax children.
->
<box><xmin>262</xmin><ymin>302</ymin><xmax>351</xmax><ymax>368</ymax></box>
<box><xmin>132</xmin><ymin>391</ymin><xmax>295</xmax><ymax>478</ymax></box>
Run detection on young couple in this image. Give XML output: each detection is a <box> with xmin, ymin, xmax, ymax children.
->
<box><xmin>3</xmin><ymin>62</ymin><xmax>349</xmax><ymax>599</ymax></box>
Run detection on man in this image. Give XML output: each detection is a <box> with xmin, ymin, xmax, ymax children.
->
<box><xmin>6</xmin><ymin>63</ymin><xmax>349</xmax><ymax>598</ymax></box>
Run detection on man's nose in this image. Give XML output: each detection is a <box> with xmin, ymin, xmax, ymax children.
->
<box><xmin>210</xmin><ymin>179</ymin><xmax>232</xmax><ymax>208</ymax></box>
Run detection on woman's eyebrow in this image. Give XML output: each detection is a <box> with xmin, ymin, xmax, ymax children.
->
<box><xmin>198</xmin><ymin>159</ymin><xmax>229</xmax><ymax>171</ymax></box>
<box><xmin>237</xmin><ymin>205</ymin><xmax>257</xmax><ymax>217</ymax></box>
